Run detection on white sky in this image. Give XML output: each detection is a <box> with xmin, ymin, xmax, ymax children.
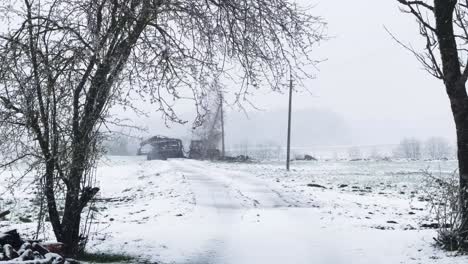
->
<box><xmin>240</xmin><ymin>0</ymin><xmax>455</xmax><ymax>144</ymax></box>
<box><xmin>125</xmin><ymin>0</ymin><xmax>456</xmax><ymax>146</ymax></box>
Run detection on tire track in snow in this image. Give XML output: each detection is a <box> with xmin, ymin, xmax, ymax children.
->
<box><xmin>170</xmin><ymin>159</ymin><xmax>303</xmax><ymax>209</ymax></box>
<box><xmin>164</xmin><ymin>159</ymin><xmax>316</xmax><ymax>264</ymax></box>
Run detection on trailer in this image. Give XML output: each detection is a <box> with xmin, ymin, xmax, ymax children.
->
<box><xmin>138</xmin><ymin>136</ymin><xmax>184</xmax><ymax>160</ymax></box>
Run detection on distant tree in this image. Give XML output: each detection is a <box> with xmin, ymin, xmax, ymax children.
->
<box><xmin>396</xmin><ymin>0</ymin><xmax>468</xmax><ymax>247</ymax></box>
<box><xmin>397</xmin><ymin>138</ymin><xmax>421</xmax><ymax>160</ymax></box>
<box><xmin>425</xmin><ymin>137</ymin><xmax>450</xmax><ymax>160</ymax></box>
<box><xmin>104</xmin><ymin>134</ymin><xmax>131</xmax><ymax>156</ymax></box>
<box><xmin>348</xmin><ymin>146</ymin><xmax>362</xmax><ymax>160</ymax></box>
<box><xmin>274</xmin><ymin>144</ymin><xmax>283</xmax><ymax>160</ymax></box>
<box><xmin>256</xmin><ymin>140</ymin><xmax>282</xmax><ymax>160</ymax></box>
<box><xmin>370</xmin><ymin>146</ymin><xmax>382</xmax><ymax>160</ymax></box>
<box><xmin>332</xmin><ymin>151</ymin><xmax>339</xmax><ymax>161</ymax></box>
<box><xmin>0</xmin><ymin>0</ymin><xmax>325</xmax><ymax>256</ymax></box>
<box><xmin>255</xmin><ymin>143</ymin><xmax>267</xmax><ymax>160</ymax></box>
<box><xmin>239</xmin><ymin>139</ymin><xmax>251</xmax><ymax>157</ymax></box>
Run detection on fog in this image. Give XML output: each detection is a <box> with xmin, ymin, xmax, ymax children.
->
<box><xmin>117</xmin><ymin>0</ymin><xmax>456</xmax><ymax>147</ymax></box>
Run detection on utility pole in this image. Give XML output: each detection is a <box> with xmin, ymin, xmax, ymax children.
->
<box><xmin>220</xmin><ymin>93</ymin><xmax>225</xmax><ymax>158</ymax></box>
<box><xmin>286</xmin><ymin>72</ymin><xmax>293</xmax><ymax>171</ymax></box>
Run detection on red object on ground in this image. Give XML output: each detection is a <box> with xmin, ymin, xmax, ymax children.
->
<box><xmin>40</xmin><ymin>242</ymin><xmax>65</xmax><ymax>256</ymax></box>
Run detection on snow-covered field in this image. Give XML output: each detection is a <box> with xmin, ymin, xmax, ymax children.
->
<box><xmin>1</xmin><ymin>157</ymin><xmax>467</xmax><ymax>264</ymax></box>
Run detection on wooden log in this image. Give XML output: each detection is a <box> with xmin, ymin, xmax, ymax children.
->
<box><xmin>63</xmin><ymin>259</ymin><xmax>80</xmax><ymax>264</ymax></box>
<box><xmin>0</xmin><ymin>211</ymin><xmax>10</xmax><ymax>219</ymax></box>
<box><xmin>0</xmin><ymin>230</ymin><xmax>24</xmax><ymax>249</ymax></box>
<box><xmin>32</xmin><ymin>251</ymin><xmax>43</xmax><ymax>260</ymax></box>
<box><xmin>17</xmin><ymin>249</ymin><xmax>34</xmax><ymax>261</ymax></box>
<box><xmin>0</xmin><ymin>252</ymin><xmax>63</xmax><ymax>264</ymax></box>
<box><xmin>17</xmin><ymin>242</ymin><xmax>31</xmax><ymax>256</ymax></box>
<box><xmin>31</xmin><ymin>243</ymin><xmax>49</xmax><ymax>256</ymax></box>
<box><xmin>3</xmin><ymin>244</ymin><xmax>18</xmax><ymax>260</ymax></box>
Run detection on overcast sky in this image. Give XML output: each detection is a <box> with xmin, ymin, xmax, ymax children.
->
<box><xmin>127</xmin><ymin>0</ymin><xmax>456</xmax><ymax>147</ymax></box>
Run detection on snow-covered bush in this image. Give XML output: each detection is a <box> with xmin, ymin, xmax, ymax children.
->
<box><xmin>422</xmin><ymin>169</ymin><xmax>464</xmax><ymax>251</ymax></box>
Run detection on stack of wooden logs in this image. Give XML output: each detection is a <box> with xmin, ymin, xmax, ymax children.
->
<box><xmin>0</xmin><ymin>211</ymin><xmax>69</xmax><ymax>264</ymax></box>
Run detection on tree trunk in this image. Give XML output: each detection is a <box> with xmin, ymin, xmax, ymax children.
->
<box><xmin>453</xmin><ymin>96</ymin><xmax>468</xmax><ymax>238</ymax></box>
<box><xmin>60</xmin><ymin>206</ymin><xmax>81</xmax><ymax>257</ymax></box>
<box><xmin>433</xmin><ymin>0</ymin><xmax>468</xmax><ymax>244</ymax></box>
<box><xmin>44</xmin><ymin>162</ymin><xmax>63</xmax><ymax>243</ymax></box>
<box><xmin>60</xmin><ymin>139</ymin><xmax>88</xmax><ymax>257</ymax></box>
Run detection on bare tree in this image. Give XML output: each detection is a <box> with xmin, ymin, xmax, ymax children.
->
<box><xmin>104</xmin><ymin>133</ymin><xmax>131</xmax><ymax>156</ymax></box>
<box><xmin>396</xmin><ymin>138</ymin><xmax>421</xmax><ymax>160</ymax></box>
<box><xmin>0</xmin><ymin>0</ymin><xmax>325</xmax><ymax>255</ymax></box>
<box><xmin>192</xmin><ymin>82</ymin><xmax>224</xmax><ymax>158</ymax></box>
<box><xmin>396</xmin><ymin>0</ymin><xmax>468</xmax><ymax>248</ymax></box>
<box><xmin>370</xmin><ymin>146</ymin><xmax>382</xmax><ymax>160</ymax></box>
<box><xmin>425</xmin><ymin>137</ymin><xmax>451</xmax><ymax>160</ymax></box>
<box><xmin>348</xmin><ymin>146</ymin><xmax>362</xmax><ymax>160</ymax></box>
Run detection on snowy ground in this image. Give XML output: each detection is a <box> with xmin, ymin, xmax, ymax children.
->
<box><xmin>1</xmin><ymin>157</ymin><xmax>468</xmax><ymax>263</ymax></box>
<box><xmin>89</xmin><ymin>157</ymin><xmax>466</xmax><ymax>264</ymax></box>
